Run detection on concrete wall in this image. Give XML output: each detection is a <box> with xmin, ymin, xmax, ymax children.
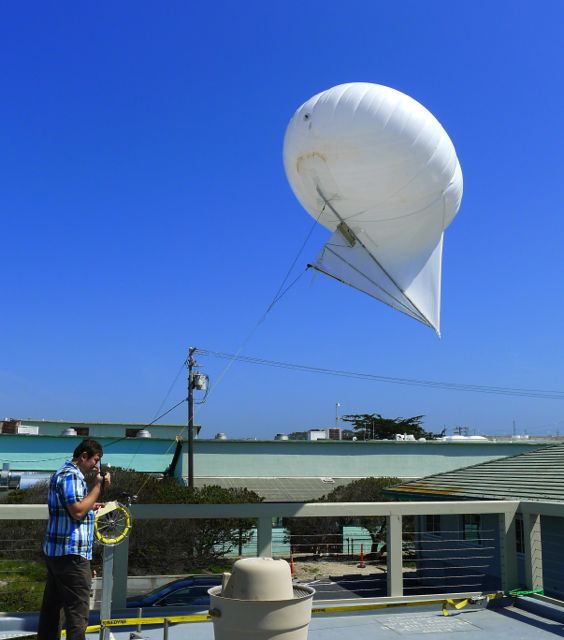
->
<box><xmin>180</xmin><ymin>439</ymin><xmax>546</xmax><ymax>480</ymax></box>
<box><xmin>0</xmin><ymin>434</ymin><xmax>546</xmax><ymax>481</ymax></box>
<box><xmin>0</xmin><ymin>434</ymin><xmax>177</xmax><ymax>473</ymax></box>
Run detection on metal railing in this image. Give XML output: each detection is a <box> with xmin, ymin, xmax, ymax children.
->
<box><xmin>1</xmin><ymin>498</ymin><xmax>562</xmax><ymax>611</ymax></box>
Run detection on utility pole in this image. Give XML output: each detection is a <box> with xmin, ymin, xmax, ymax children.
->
<box><xmin>187</xmin><ymin>347</ymin><xmax>196</xmax><ymax>488</ymax></box>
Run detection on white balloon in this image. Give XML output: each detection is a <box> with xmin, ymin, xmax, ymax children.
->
<box><xmin>283</xmin><ymin>82</ymin><xmax>463</xmax><ymax>335</ymax></box>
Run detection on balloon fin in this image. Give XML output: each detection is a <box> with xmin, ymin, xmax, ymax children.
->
<box><xmin>312</xmin><ymin>223</ymin><xmax>443</xmax><ymax>334</ymax></box>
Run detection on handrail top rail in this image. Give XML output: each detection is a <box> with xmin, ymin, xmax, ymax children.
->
<box><xmin>0</xmin><ymin>499</ymin><xmax>527</xmax><ymax>520</ymax></box>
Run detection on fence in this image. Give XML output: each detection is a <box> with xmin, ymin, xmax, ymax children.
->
<box><xmin>1</xmin><ymin>498</ymin><xmax>562</xmax><ymax>610</ymax></box>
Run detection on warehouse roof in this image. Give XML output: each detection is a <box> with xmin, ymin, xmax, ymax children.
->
<box><xmin>193</xmin><ymin>476</ymin><xmax>367</xmax><ymax>501</ymax></box>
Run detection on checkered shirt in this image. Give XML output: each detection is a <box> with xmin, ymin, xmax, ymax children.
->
<box><xmin>43</xmin><ymin>460</ymin><xmax>94</xmax><ymax>559</ymax></box>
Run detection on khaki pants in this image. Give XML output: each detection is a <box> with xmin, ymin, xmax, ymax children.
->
<box><xmin>38</xmin><ymin>554</ymin><xmax>92</xmax><ymax>640</ymax></box>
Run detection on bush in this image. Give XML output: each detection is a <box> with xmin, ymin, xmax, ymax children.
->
<box><xmin>283</xmin><ymin>477</ymin><xmax>403</xmax><ymax>557</ymax></box>
<box><xmin>0</xmin><ymin>468</ymin><xmax>262</xmax><ymax>575</ymax></box>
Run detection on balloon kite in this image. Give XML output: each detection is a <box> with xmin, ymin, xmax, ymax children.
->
<box><xmin>283</xmin><ymin>82</ymin><xmax>463</xmax><ymax>335</ymax></box>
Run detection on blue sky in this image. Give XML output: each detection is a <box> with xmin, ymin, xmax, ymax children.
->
<box><xmin>2</xmin><ymin>1</ymin><xmax>563</xmax><ymax>439</ymax></box>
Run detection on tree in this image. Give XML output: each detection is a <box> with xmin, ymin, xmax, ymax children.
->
<box><xmin>287</xmin><ymin>431</ymin><xmax>308</xmax><ymax>440</ymax></box>
<box><xmin>283</xmin><ymin>477</ymin><xmax>403</xmax><ymax>557</ymax></box>
<box><xmin>341</xmin><ymin>413</ymin><xmax>443</xmax><ymax>440</ymax></box>
<box><xmin>325</xmin><ymin>477</ymin><xmax>408</xmax><ymax>555</ymax></box>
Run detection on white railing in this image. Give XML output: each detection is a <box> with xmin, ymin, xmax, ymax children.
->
<box><xmin>1</xmin><ymin>498</ymin><xmax>561</xmax><ymax>610</ymax></box>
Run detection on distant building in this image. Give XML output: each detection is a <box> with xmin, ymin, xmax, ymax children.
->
<box><xmin>307</xmin><ymin>428</ymin><xmax>342</xmax><ymax>441</ymax></box>
<box><xmin>0</xmin><ymin>417</ymin><xmax>198</xmax><ymax>440</ymax></box>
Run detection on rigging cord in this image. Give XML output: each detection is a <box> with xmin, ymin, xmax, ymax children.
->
<box><xmin>266</xmin><ymin>202</ymin><xmax>327</xmax><ymax>313</ymax></box>
<box><xmin>103</xmin><ymin>397</ymin><xmax>188</xmax><ymax>451</ymax></box>
<box><xmin>199</xmin><ymin>203</ymin><xmax>328</xmax><ymax>403</ymax></box>
<box><xmin>196</xmin><ymin>349</ymin><xmax>564</xmax><ymax>401</ymax></box>
<box><xmin>151</xmin><ymin>360</ymin><xmax>188</xmax><ymax>421</ymax></box>
<box><xmin>99</xmin><ymin>396</ymin><xmax>189</xmax><ymax>503</ymax></box>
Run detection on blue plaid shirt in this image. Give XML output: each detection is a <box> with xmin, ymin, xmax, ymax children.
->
<box><xmin>43</xmin><ymin>461</ymin><xmax>94</xmax><ymax>559</ymax></box>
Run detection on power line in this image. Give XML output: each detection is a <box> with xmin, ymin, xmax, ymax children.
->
<box><xmin>196</xmin><ymin>349</ymin><xmax>564</xmax><ymax>400</ymax></box>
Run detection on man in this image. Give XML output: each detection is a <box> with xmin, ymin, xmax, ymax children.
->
<box><xmin>38</xmin><ymin>439</ymin><xmax>111</xmax><ymax>640</ymax></box>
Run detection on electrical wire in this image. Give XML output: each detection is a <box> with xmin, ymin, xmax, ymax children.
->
<box><xmin>195</xmin><ymin>349</ymin><xmax>564</xmax><ymax>400</ymax></box>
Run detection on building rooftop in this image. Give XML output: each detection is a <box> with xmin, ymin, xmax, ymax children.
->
<box><xmin>193</xmin><ymin>476</ymin><xmax>362</xmax><ymax>501</ymax></box>
<box><xmin>386</xmin><ymin>443</ymin><xmax>564</xmax><ymax>501</ymax></box>
<box><xmin>79</xmin><ymin>599</ymin><xmax>564</xmax><ymax>640</ymax></box>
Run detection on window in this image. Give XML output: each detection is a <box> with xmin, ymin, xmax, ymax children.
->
<box><xmin>157</xmin><ymin>586</ymin><xmax>210</xmax><ymax>606</ymax></box>
<box><xmin>1</xmin><ymin>420</ymin><xmax>18</xmax><ymax>434</ymax></box>
<box><xmin>75</xmin><ymin>427</ymin><xmax>89</xmax><ymax>436</ymax></box>
<box><xmin>515</xmin><ymin>514</ymin><xmax>525</xmax><ymax>554</ymax></box>
<box><xmin>126</xmin><ymin>428</ymin><xmax>142</xmax><ymax>438</ymax></box>
<box><xmin>426</xmin><ymin>515</ymin><xmax>441</xmax><ymax>534</ymax></box>
<box><xmin>462</xmin><ymin>515</ymin><xmax>481</xmax><ymax>544</ymax></box>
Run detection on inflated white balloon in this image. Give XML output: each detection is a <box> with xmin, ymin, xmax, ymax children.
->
<box><xmin>283</xmin><ymin>82</ymin><xmax>463</xmax><ymax>334</ymax></box>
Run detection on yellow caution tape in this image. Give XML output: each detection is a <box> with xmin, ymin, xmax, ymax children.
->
<box><xmin>71</xmin><ymin>592</ymin><xmax>502</xmax><ymax>634</ymax></box>
<box><xmin>66</xmin><ymin>614</ymin><xmax>211</xmax><ymax>635</ymax></box>
<box><xmin>442</xmin><ymin>592</ymin><xmax>502</xmax><ymax>616</ymax></box>
<box><xmin>75</xmin><ymin>593</ymin><xmax>502</xmax><ymax>634</ymax></box>
<box><xmin>442</xmin><ymin>598</ymin><xmax>470</xmax><ymax>616</ymax></box>
<box><xmin>312</xmin><ymin>598</ymin><xmax>448</xmax><ymax>615</ymax></box>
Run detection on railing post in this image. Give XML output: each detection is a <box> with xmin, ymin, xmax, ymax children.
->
<box><xmin>524</xmin><ymin>512</ymin><xmax>543</xmax><ymax>590</ymax></box>
<box><xmin>386</xmin><ymin>514</ymin><xmax>403</xmax><ymax>597</ymax></box>
<box><xmin>500</xmin><ymin>509</ymin><xmax>519</xmax><ymax>592</ymax></box>
<box><xmin>257</xmin><ymin>516</ymin><xmax>272</xmax><ymax>557</ymax></box>
<box><xmin>100</xmin><ymin>546</ymin><xmax>114</xmax><ymax>628</ymax></box>
<box><xmin>111</xmin><ymin>536</ymin><xmax>129</xmax><ymax>608</ymax></box>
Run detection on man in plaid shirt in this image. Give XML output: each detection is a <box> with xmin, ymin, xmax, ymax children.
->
<box><xmin>38</xmin><ymin>439</ymin><xmax>111</xmax><ymax>640</ymax></box>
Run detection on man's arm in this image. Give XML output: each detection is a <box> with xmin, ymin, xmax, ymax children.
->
<box><xmin>65</xmin><ymin>472</ymin><xmax>111</xmax><ymax>521</ymax></box>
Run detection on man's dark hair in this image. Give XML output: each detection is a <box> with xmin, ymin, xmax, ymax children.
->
<box><xmin>73</xmin><ymin>439</ymin><xmax>103</xmax><ymax>459</ymax></box>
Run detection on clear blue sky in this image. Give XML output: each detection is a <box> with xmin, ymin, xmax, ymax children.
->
<box><xmin>2</xmin><ymin>1</ymin><xmax>563</xmax><ymax>438</ymax></box>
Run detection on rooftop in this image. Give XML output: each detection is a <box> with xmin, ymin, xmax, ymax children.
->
<box><xmin>78</xmin><ymin>599</ymin><xmax>564</xmax><ymax>640</ymax></box>
<box><xmin>387</xmin><ymin>443</ymin><xmax>564</xmax><ymax>501</ymax></box>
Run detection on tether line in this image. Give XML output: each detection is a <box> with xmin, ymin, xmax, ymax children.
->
<box><xmin>199</xmin><ymin>203</ymin><xmax>328</xmax><ymax>401</ymax></box>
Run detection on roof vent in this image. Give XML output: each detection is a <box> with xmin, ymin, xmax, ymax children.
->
<box><xmin>209</xmin><ymin>558</ymin><xmax>315</xmax><ymax>640</ymax></box>
<box><xmin>136</xmin><ymin>429</ymin><xmax>152</xmax><ymax>438</ymax></box>
<box><xmin>61</xmin><ymin>428</ymin><xmax>77</xmax><ymax>436</ymax></box>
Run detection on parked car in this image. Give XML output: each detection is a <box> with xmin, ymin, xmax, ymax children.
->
<box><xmin>126</xmin><ymin>575</ymin><xmax>223</xmax><ymax>608</ymax></box>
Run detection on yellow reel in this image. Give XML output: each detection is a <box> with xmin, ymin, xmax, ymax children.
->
<box><xmin>94</xmin><ymin>501</ymin><xmax>132</xmax><ymax>545</ymax></box>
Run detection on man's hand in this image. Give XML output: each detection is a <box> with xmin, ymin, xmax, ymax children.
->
<box><xmin>97</xmin><ymin>469</ymin><xmax>111</xmax><ymax>490</ymax></box>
